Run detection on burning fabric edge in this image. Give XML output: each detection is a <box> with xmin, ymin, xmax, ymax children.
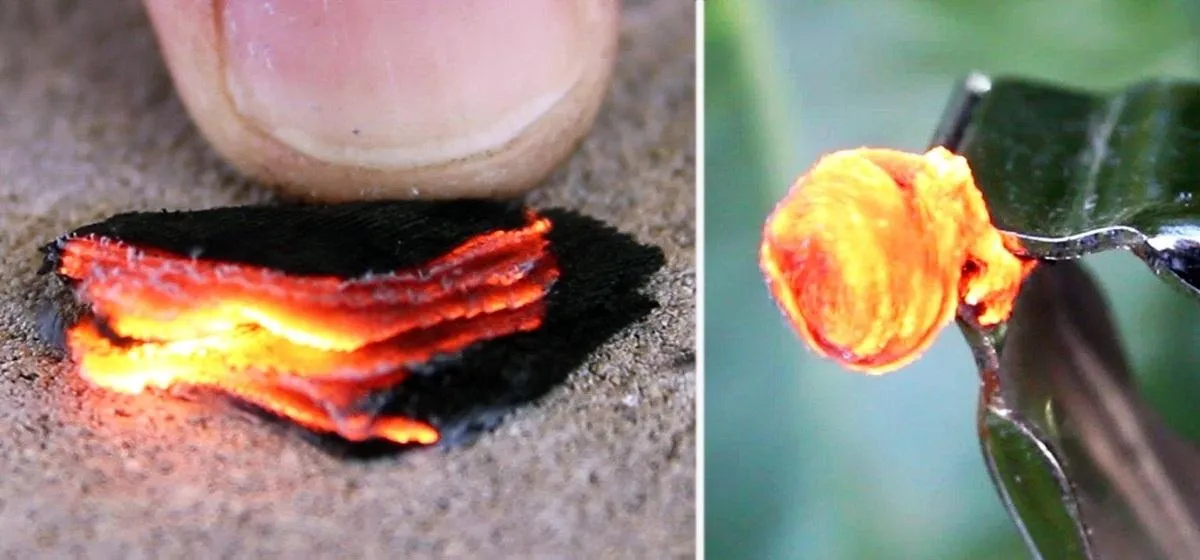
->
<box><xmin>35</xmin><ymin>200</ymin><xmax>665</xmax><ymax>454</ymax></box>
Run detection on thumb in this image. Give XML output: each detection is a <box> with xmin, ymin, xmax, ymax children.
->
<box><xmin>141</xmin><ymin>0</ymin><xmax>619</xmax><ymax>201</ymax></box>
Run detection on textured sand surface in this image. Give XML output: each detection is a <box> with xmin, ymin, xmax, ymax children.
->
<box><xmin>0</xmin><ymin>1</ymin><xmax>695</xmax><ymax>557</ymax></box>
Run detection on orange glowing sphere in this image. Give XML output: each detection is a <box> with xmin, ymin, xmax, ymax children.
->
<box><xmin>759</xmin><ymin>147</ymin><xmax>1034</xmax><ymax>374</ymax></box>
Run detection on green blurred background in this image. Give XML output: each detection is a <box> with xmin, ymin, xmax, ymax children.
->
<box><xmin>704</xmin><ymin>1</ymin><xmax>1200</xmax><ymax>558</ymax></box>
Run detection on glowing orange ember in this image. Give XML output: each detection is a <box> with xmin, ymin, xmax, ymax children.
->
<box><xmin>57</xmin><ymin>211</ymin><xmax>559</xmax><ymax>445</ymax></box>
<box><xmin>759</xmin><ymin>147</ymin><xmax>1035</xmax><ymax>374</ymax></box>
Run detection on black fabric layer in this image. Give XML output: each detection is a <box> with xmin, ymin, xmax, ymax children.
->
<box><xmin>41</xmin><ymin>199</ymin><xmax>529</xmax><ymax>277</ymax></box>
<box><xmin>40</xmin><ymin>201</ymin><xmax>664</xmax><ymax>458</ymax></box>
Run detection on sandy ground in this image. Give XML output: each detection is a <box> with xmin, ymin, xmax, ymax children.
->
<box><xmin>0</xmin><ymin>1</ymin><xmax>695</xmax><ymax>557</ymax></box>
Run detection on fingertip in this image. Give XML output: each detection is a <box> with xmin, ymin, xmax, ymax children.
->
<box><xmin>143</xmin><ymin>0</ymin><xmax>619</xmax><ymax>201</ymax></box>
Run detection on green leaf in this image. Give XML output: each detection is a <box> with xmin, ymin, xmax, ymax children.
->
<box><xmin>940</xmin><ymin>76</ymin><xmax>1200</xmax><ymax>281</ymax></box>
<box><xmin>940</xmin><ymin>75</ymin><xmax>1200</xmax><ymax>558</ymax></box>
<box><xmin>977</xmin><ymin>401</ymin><xmax>1090</xmax><ymax>560</ymax></box>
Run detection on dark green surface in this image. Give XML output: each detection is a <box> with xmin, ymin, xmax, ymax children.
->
<box><xmin>959</xmin><ymin>79</ymin><xmax>1200</xmax><ymax>243</ymax></box>
<box><xmin>943</xmin><ymin>76</ymin><xmax>1200</xmax><ymax>557</ymax></box>
<box><xmin>966</xmin><ymin>257</ymin><xmax>1200</xmax><ymax>558</ymax></box>
<box><xmin>979</xmin><ymin>408</ymin><xmax>1089</xmax><ymax>560</ymax></box>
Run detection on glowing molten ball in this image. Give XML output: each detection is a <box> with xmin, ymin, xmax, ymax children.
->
<box><xmin>759</xmin><ymin>147</ymin><xmax>1034</xmax><ymax>374</ymax></box>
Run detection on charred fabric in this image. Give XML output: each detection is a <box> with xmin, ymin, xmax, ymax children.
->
<box><xmin>35</xmin><ymin>199</ymin><xmax>663</xmax><ymax>456</ymax></box>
